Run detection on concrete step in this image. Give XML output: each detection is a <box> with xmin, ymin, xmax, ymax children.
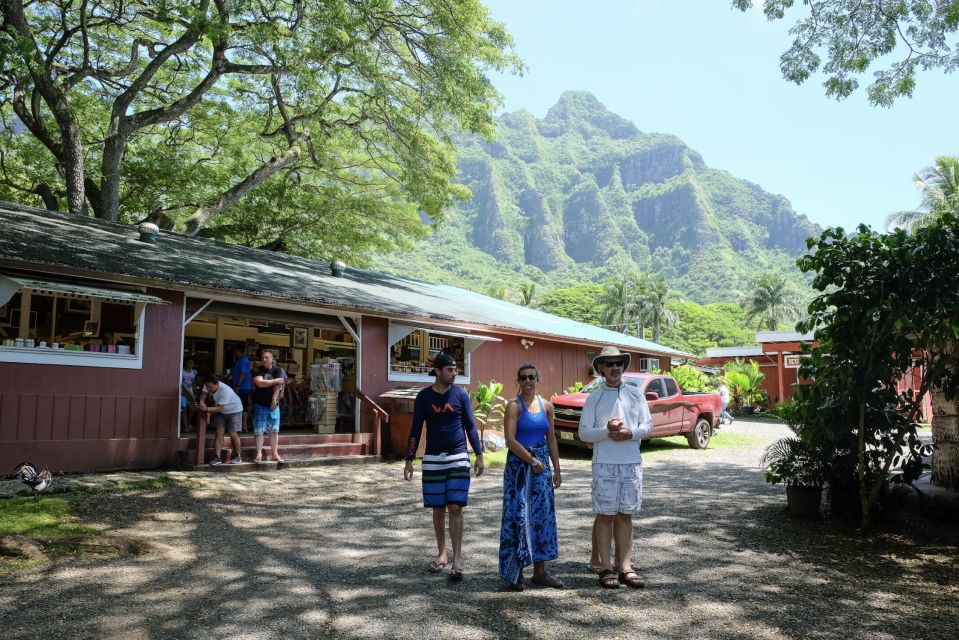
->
<box><xmin>204</xmin><ymin>442</ymin><xmax>368</xmax><ymax>460</ymax></box>
<box><xmin>191</xmin><ymin>454</ymin><xmax>382</xmax><ymax>473</ymax></box>
<box><xmin>179</xmin><ymin>432</ymin><xmax>354</xmax><ymax>450</ymax></box>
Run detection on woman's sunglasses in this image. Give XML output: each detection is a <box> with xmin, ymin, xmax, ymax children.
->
<box><xmin>518</xmin><ymin>374</ymin><xmax>538</xmax><ymax>381</ymax></box>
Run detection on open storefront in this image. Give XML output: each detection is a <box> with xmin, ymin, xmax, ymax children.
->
<box><xmin>0</xmin><ymin>273</ymin><xmax>168</xmax><ymax>368</ymax></box>
<box><xmin>182</xmin><ymin>299</ymin><xmax>359</xmax><ymax>435</ymax></box>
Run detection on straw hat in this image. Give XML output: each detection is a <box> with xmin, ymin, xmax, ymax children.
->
<box><xmin>592</xmin><ymin>346</ymin><xmax>631</xmax><ymax>375</ymax></box>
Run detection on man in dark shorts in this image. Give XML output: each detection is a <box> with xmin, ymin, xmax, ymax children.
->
<box><xmin>197</xmin><ymin>374</ymin><xmax>245</xmax><ymax>465</ymax></box>
<box><xmin>403</xmin><ymin>353</ymin><xmax>484</xmax><ymax>582</ymax></box>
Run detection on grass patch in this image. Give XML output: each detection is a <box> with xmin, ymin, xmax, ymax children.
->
<box><xmin>77</xmin><ymin>473</ymin><xmax>186</xmax><ymax>494</ymax></box>
<box><xmin>0</xmin><ymin>497</ymin><xmax>100</xmax><ymax>538</ymax></box>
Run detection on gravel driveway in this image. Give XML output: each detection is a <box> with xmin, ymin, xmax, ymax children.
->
<box><xmin>2</xmin><ymin>419</ymin><xmax>957</xmax><ymax>640</ymax></box>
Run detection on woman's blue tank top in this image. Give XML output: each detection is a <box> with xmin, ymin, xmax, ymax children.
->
<box><xmin>516</xmin><ymin>395</ymin><xmax>548</xmax><ymax>447</ymax></box>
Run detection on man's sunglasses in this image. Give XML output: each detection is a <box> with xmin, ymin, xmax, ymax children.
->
<box><xmin>518</xmin><ymin>374</ymin><xmax>538</xmax><ymax>381</ymax></box>
<box><xmin>603</xmin><ymin>360</ymin><xmax>625</xmax><ymax>368</ymax></box>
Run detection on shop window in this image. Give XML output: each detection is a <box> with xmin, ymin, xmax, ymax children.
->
<box><xmin>387</xmin><ymin>322</ymin><xmax>500</xmax><ymax>384</ymax></box>
<box><xmin>0</xmin><ymin>276</ymin><xmax>165</xmax><ymax>369</ymax></box>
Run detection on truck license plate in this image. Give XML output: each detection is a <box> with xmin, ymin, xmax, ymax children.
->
<box><xmin>559</xmin><ymin>431</ymin><xmax>574</xmax><ymax>441</ymax></box>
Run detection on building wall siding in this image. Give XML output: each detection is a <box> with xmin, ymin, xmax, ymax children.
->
<box><xmin>0</xmin><ymin>287</ymin><xmax>183</xmax><ymax>473</ymax></box>
<box><xmin>358</xmin><ymin>316</ymin><xmax>673</xmax><ymax>453</ymax></box>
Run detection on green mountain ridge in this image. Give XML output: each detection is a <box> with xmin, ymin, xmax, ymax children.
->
<box><xmin>373</xmin><ymin>91</ymin><xmax>819</xmax><ymax>306</ymax></box>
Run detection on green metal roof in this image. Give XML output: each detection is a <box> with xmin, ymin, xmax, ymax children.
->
<box><xmin>0</xmin><ymin>201</ymin><xmax>692</xmax><ymax>358</ymax></box>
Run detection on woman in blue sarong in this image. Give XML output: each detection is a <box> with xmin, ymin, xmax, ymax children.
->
<box><xmin>499</xmin><ymin>362</ymin><xmax>564</xmax><ymax>590</ymax></box>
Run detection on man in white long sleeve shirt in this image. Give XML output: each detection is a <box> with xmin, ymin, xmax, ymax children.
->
<box><xmin>579</xmin><ymin>346</ymin><xmax>652</xmax><ymax>589</ymax></box>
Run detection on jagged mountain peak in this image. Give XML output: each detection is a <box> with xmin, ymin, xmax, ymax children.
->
<box><xmin>377</xmin><ymin>93</ymin><xmax>818</xmax><ymax>305</ymax></box>
<box><xmin>541</xmin><ymin>91</ymin><xmax>640</xmax><ymax>140</ymax></box>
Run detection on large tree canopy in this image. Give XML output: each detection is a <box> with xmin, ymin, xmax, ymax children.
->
<box><xmin>0</xmin><ymin>0</ymin><xmax>520</xmax><ymax>261</ymax></box>
<box><xmin>732</xmin><ymin>1</ymin><xmax>959</xmax><ymax>105</ymax></box>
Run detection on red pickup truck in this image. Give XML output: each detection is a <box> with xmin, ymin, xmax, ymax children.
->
<box><xmin>552</xmin><ymin>373</ymin><xmax>722</xmax><ymax>449</ymax></box>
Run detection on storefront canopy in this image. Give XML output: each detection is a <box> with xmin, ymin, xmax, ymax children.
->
<box><xmin>0</xmin><ymin>274</ymin><xmax>168</xmax><ymax>308</ymax></box>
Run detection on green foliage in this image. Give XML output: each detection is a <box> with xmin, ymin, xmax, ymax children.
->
<box><xmin>788</xmin><ymin>206</ymin><xmax>959</xmax><ymax>527</ymax></box>
<box><xmin>733</xmin><ymin>1</ymin><xmax>959</xmax><ymax>106</ymax></box>
<box><xmin>742</xmin><ymin>273</ymin><xmax>802</xmax><ymax>331</ymax></box>
<box><xmin>537</xmin><ymin>284</ymin><xmax>606</xmax><ymax>326</ymax></box>
<box><xmin>886</xmin><ymin>155</ymin><xmax>959</xmax><ymax>232</ymax></box>
<box><xmin>722</xmin><ymin>359</ymin><xmax>766</xmax><ymax>411</ymax></box>
<box><xmin>760</xmin><ymin>424</ymin><xmax>828</xmax><ymax>488</ymax></box>
<box><xmin>565</xmin><ymin>381</ymin><xmax>584</xmax><ymax>394</ymax></box>
<box><xmin>660</xmin><ymin>301</ymin><xmax>755</xmax><ymax>355</ymax></box>
<box><xmin>0</xmin><ymin>0</ymin><xmax>522</xmax><ymax>261</ymax></box>
<box><xmin>470</xmin><ymin>379</ymin><xmax>508</xmax><ymax>433</ymax></box>
<box><xmin>671</xmin><ymin>364</ymin><xmax>712</xmax><ymax>392</ymax></box>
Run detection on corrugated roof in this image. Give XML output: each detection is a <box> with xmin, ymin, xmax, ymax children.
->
<box><xmin>0</xmin><ymin>201</ymin><xmax>692</xmax><ymax>358</ymax></box>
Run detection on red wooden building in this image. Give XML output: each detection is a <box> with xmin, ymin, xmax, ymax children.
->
<box><xmin>697</xmin><ymin>331</ymin><xmax>933</xmax><ymax>420</ymax></box>
<box><xmin>0</xmin><ymin>202</ymin><xmax>690</xmax><ymax>473</ymax></box>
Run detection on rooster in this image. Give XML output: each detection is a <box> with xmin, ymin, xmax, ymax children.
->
<box><xmin>15</xmin><ymin>462</ymin><xmax>53</xmax><ymax>500</ymax></box>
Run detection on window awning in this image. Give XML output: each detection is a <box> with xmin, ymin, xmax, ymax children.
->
<box><xmin>0</xmin><ymin>274</ymin><xmax>168</xmax><ymax>308</ymax></box>
<box><xmin>185</xmin><ymin>299</ymin><xmax>346</xmax><ymax>331</ymax></box>
<box><xmin>388</xmin><ymin>322</ymin><xmax>501</xmax><ymax>355</ymax></box>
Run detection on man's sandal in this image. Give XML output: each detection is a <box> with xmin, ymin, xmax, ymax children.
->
<box><xmin>448</xmin><ymin>568</ymin><xmax>464</xmax><ymax>582</ymax></box>
<box><xmin>598</xmin><ymin>569</ymin><xmax>620</xmax><ymax>589</ymax></box>
<box><xmin>589</xmin><ymin>562</ymin><xmax>640</xmax><ymax>575</ymax></box>
<box><xmin>427</xmin><ymin>560</ymin><xmax>447</xmax><ymax>573</ymax></box>
<box><xmin>618</xmin><ymin>571</ymin><xmax>645</xmax><ymax>588</ymax></box>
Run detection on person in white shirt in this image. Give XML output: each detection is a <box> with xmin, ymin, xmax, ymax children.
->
<box><xmin>197</xmin><ymin>374</ymin><xmax>245</xmax><ymax>465</ymax></box>
<box><xmin>579</xmin><ymin>346</ymin><xmax>652</xmax><ymax>589</ymax></box>
<box><xmin>718</xmin><ymin>380</ymin><xmax>733</xmax><ymax>424</ymax></box>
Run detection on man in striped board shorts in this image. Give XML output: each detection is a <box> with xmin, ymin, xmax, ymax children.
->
<box><xmin>403</xmin><ymin>353</ymin><xmax>484</xmax><ymax>582</ymax></box>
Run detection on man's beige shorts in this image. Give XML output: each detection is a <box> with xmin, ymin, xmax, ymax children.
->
<box><xmin>591</xmin><ymin>461</ymin><xmax>643</xmax><ymax>515</ymax></box>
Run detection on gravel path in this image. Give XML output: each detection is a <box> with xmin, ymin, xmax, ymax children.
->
<box><xmin>2</xmin><ymin>418</ymin><xmax>958</xmax><ymax>640</ymax></box>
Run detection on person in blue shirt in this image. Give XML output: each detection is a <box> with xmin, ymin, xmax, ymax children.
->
<box><xmin>231</xmin><ymin>346</ymin><xmax>253</xmax><ymax>431</ymax></box>
<box><xmin>499</xmin><ymin>362</ymin><xmax>563</xmax><ymax>591</ymax></box>
<box><xmin>403</xmin><ymin>353</ymin><xmax>484</xmax><ymax>582</ymax></box>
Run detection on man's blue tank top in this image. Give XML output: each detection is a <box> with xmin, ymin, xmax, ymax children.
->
<box><xmin>516</xmin><ymin>395</ymin><xmax>548</xmax><ymax>446</ymax></box>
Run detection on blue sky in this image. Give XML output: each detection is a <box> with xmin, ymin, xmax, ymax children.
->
<box><xmin>481</xmin><ymin>0</ymin><xmax>958</xmax><ymax>232</ymax></box>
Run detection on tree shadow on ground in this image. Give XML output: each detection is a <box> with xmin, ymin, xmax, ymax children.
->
<box><xmin>1</xmin><ymin>456</ymin><xmax>957</xmax><ymax>640</ymax></box>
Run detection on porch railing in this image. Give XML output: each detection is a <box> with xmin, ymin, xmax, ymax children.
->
<box><xmin>355</xmin><ymin>388</ymin><xmax>389</xmax><ymax>456</ymax></box>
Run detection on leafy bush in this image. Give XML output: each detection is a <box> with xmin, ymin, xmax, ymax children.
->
<box><xmin>565</xmin><ymin>381</ymin><xmax>584</xmax><ymax>394</ymax></box>
<box><xmin>670</xmin><ymin>364</ymin><xmax>711</xmax><ymax>392</ymax></box>
<box><xmin>470</xmin><ymin>380</ymin><xmax>507</xmax><ymax>434</ymax></box>
<box><xmin>722</xmin><ymin>359</ymin><xmax>766</xmax><ymax>412</ymax></box>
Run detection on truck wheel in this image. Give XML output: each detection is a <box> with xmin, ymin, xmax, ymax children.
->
<box><xmin>686</xmin><ymin>417</ymin><xmax>712</xmax><ymax>449</ymax></box>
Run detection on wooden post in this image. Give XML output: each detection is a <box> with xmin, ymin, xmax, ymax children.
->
<box><xmin>17</xmin><ymin>289</ymin><xmax>31</xmax><ymax>339</ymax></box>
<box><xmin>196</xmin><ymin>412</ymin><xmax>207</xmax><ymax>466</ymax></box>
<box><xmin>777</xmin><ymin>350</ymin><xmax>784</xmax><ymax>406</ymax></box>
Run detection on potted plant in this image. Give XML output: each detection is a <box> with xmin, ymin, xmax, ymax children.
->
<box><xmin>761</xmin><ymin>428</ymin><xmax>827</xmax><ymax>518</ymax></box>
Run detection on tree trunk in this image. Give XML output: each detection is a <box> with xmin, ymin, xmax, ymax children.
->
<box><xmin>931</xmin><ymin>393</ymin><xmax>959</xmax><ymax>491</ymax></box>
<box><xmin>99</xmin><ymin>120</ymin><xmax>128</xmax><ymax>222</ymax></box>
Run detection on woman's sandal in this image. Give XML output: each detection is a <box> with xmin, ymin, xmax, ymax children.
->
<box><xmin>618</xmin><ymin>571</ymin><xmax>645</xmax><ymax>589</ymax></box>
<box><xmin>531</xmin><ymin>573</ymin><xmax>565</xmax><ymax>589</ymax></box>
<box><xmin>598</xmin><ymin>570</ymin><xmax>620</xmax><ymax>589</ymax></box>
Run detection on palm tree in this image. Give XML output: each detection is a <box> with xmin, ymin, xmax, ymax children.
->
<box><xmin>742</xmin><ymin>273</ymin><xmax>798</xmax><ymax>331</ymax></box>
<box><xmin>635</xmin><ymin>276</ymin><xmax>678</xmax><ymax>343</ymax></box>
<box><xmin>487</xmin><ymin>284</ymin><xmax>508</xmax><ymax>300</ymax></box>
<box><xmin>599</xmin><ymin>277</ymin><xmax>636</xmax><ymax>334</ymax></box>
<box><xmin>518</xmin><ymin>281</ymin><xmax>537</xmax><ymax>307</ymax></box>
<box><xmin>886</xmin><ymin>155</ymin><xmax>959</xmax><ymax>232</ymax></box>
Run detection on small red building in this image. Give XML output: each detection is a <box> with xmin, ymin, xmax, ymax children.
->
<box><xmin>0</xmin><ymin>202</ymin><xmax>690</xmax><ymax>473</ymax></box>
<box><xmin>697</xmin><ymin>331</ymin><xmax>933</xmax><ymax>420</ymax></box>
